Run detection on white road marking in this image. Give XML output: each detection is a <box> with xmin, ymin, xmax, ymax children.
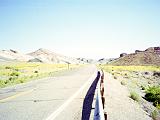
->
<box><xmin>45</xmin><ymin>70</ymin><xmax>97</xmax><ymax>120</ymax></box>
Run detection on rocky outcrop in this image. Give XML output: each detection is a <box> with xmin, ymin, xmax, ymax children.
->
<box><xmin>145</xmin><ymin>47</ymin><xmax>160</xmax><ymax>54</ymax></box>
<box><xmin>154</xmin><ymin>47</ymin><xmax>160</xmax><ymax>55</ymax></box>
<box><xmin>120</xmin><ymin>53</ymin><xmax>127</xmax><ymax>57</ymax></box>
<box><xmin>135</xmin><ymin>50</ymin><xmax>143</xmax><ymax>53</ymax></box>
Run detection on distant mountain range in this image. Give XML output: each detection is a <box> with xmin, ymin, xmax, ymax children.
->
<box><xmin>0</xmin><ymin>48</ymin><xmax>85</xmax><ymax>64</ymax></box>
<box><xmin>110</xmin><ymin>47</ymin><xmax>160</xmax><ymax>66</ymax></box>
<box><xmin>0</xmin><ymin>46</ymin><xmax>159</xmax><ymax>65</ymax></box>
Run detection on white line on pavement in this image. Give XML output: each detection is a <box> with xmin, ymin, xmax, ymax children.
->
<box><xmin>45</xmin><ymin>70</ymin><xmax>97</xmax><ymax>120</ymax></box>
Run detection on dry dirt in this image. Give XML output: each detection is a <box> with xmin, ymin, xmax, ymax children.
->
<box><xmin>104</xmin><ymin>72</ymin><xmax>152</xmax><ymax>120</ymax></box>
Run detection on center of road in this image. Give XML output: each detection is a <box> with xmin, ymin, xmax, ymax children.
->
<box><xmin>44</xmin><ymin>70</ymin><xmax>97</xmax><ymax>120</ymax></box>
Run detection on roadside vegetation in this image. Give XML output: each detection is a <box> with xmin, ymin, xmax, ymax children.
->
<box><xmin>0</xmin><ymin>62</ymin><xmax>81</xmax><ymax>88</ymax></box>
<box><xmin>130</xmin><ymin>91</ymin><xmax>141</xmax><ymax>102</ymax></box>
<box><xmin>99</xmin><ymin>65</ymin><xmax>160</xmax><ymax>119</ymax></box>
<box><xmin>145</xmin><ymin>86</ymin><xmax>160</xmax><ymax>109</ymax></box>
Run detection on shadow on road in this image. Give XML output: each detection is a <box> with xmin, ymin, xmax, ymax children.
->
<box><xmin>82</xmin><ymin>71</ymin><xmax>100</xmax><ymax>120</ymax></box>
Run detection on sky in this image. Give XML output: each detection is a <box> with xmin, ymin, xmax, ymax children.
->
<box><xmin>0</xmin><ymin>0</ymin><xmax>160</xmax><ymax>59</ymax></box>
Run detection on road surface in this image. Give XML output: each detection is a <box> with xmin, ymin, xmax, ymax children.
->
<box><xmin>0</xmin><ymin>65</ymin><xmax>97</xmax><ymax>120</ymax></box>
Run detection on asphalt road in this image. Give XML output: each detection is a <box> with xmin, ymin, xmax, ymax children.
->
<box><xmin>0</xmin><ymin>65</ymin><xmax>98</xmax><ymax>120</ymax></box>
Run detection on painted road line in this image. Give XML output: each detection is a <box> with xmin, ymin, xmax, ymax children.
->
<box><xmin>0</xmin><ymin>89</ymin><xmax>34</xmax><ymax>103</ymax></box>
<box><xmin>45</xmin><ymin>70</ymin><xmax>97</xmax><ymax>120</ymax></box>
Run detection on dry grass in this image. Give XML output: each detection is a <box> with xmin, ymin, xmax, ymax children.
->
<box><xmin>0</xmin><ymin>62</ymin><xmax>82</xmax><ymax>88</ymax></box>
<box><xmin>100</xmin><ymin>65</ymin><xmax>160</xmax><ymax>72</ymax></box>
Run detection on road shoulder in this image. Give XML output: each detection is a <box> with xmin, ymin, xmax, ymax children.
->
<box><xmin>104</xmin><ymin>72</ymin><xmax>152</xmax><ymax>120</ymax></box>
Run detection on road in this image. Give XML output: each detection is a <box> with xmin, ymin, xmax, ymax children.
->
<box><xmin>0</xmin><ymin>65</ymin><xmax>98</xmax><ymax>120</ymax></box>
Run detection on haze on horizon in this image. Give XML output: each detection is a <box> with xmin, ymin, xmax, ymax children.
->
<box><xmin>0</xmin><ymin>0</ymin><xmax>160</xmax><ymax>59</ymax></box>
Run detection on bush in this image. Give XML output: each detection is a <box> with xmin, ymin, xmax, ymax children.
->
<box><xmin>34</xmin><ymin>70</ymin><xmax>38</xmax><ymax>73</ymax></box>
<box><xmin>5</xmin><ymin>66</ymin><xmax>12</xmax><ymax>69</ymax></box>
<box><xmin>145</xmin><ymin>86</ymin><xmax>160</xmax><ymax>108</ymax></box>
<box><xmin>19</xmin><ymin>79</ymin><xmax>24</xmax><ymax>83</ymax></box>
<box><xmin>130</xmin><ymin>91</ymin><xmax>140</xmax><ymax>102</ymax></box>
<box><xmin>124</xmin><ymin>73</ymin><xmax>128</xmax><ymax>76</ymax></box>
<box><xmin>151</xmin><ymin>110</ymin><xmax>159</xmax><ymax>120</ymax></box>
<box><xmin>0</xmin><ymin>80</ymin><xmax>5</xmax><ymax>87</ymax></box>
<box><xmin>141</xmin><ymin>85</ymin><xmax>146</xmax><ymax>90</ymax></box>
<box><xmin>30</xmin><ymin>75</ymin><xmax>34</xmax><ymax>79</ymax></box>
<box><xmin>4</xmin><ymin>80</ymin><xmax>10</xmax><ymax>84</ymax></box>
<box><xmin>10</xmin><ymin>72</ymin><xmax>20</xmax><ymax>77</ymax></box>
<box><xmin>9</xmin><ymin>77</ymin><xmax>13</xmax><ymax>81</ymax></box>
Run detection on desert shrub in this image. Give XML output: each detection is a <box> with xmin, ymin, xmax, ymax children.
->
<box><xmin>124</xmin><ymin>73</ymin><xmax>128</xmax><ymax>76</ymax></box>
<box><xmin>8</xmin><ymin>77</ymin><xmax>16</xmax><ymax>81</ymax></box>
<box><xmin>14</xmin><ymin>68</ymin><xmax>19</xmax><ymax>71</ymax></box>
<box><xmin>154</xmin><ymin>100</ymin><xmax>160</xmax><ymax>109</ymax></box>
<box><xmin>130</xmin><ymin>91</ymin><xmax>140</xmax><ymax>102</ymax></box>
<box><xmin>145</xmin><ymin>86</ymin><xmax>160</xmax><ymax>108</ymax></box>
<box><xmin>9</xmin><ymin>77</ymin><xmax>13</xmax><ymax>81</ymax></box>
<box><xmin>145</xmin><ymin>86</ymin><xmax>160</xmax><ymax>102</ymax></box>
<box><xmin>123</xmin><ymin>73</ymin><xmax>130</xmax><ymax>78</ymax></box>
<box><xmin>34</xmin><ymin>70</ymin><xmax>38</xmax><ymax>73</ymax></box>
<box><xmin>151</xmin><ymin>110</ymin><xmax>159</xmax><ymax>120</ymax></box>
<box><xmin>30</xmin><ymin>75</ymin><xmax>34</xmax><ymax>79</ymax></box>
<box><xmin>20</xmin><ymin>80</ymin><xmax>25</xmax><ymax>83</ymax></box>
<box><xmin>0</xmin><ymin>80</ymin><xmax>5</xmax><ymax>87</ymax></box>
<box><xmin>10</xmin><ymin>72</ymin><xmax>20</xmax><ymax>77</ymax></box>
<box><xmin>18</xmin><ymin>79</ymin><xmax>24</xmax><ymax>83</ymax></box>
<box><xmin>114</xmin><ymin>76</ymin><xmax>117</xmax><ymax>79</ymax></box>
<box><xmin>121</xmin><ymin>80</ymin><xmax>127</xmax><ymax>85</ymax></box>
<box><xmin>5</xmin><ymin>66</ymin><xmax>12</xmax><ymax>69</ymax></box>
<box><xmin>4</xmin><ymin>80</ymin><xmax>10</xmax><ymax>84</ymax></box>
<box><xmin>141</xmin><ymin>85</ymin><xmax>146</xmax><ymax>90</ymax></box>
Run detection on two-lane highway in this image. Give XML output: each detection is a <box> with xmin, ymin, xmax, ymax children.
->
<box><xmin>0</xmin><ymin>65</ymin><xmax>97</xmax><ymax>120</ymax></box>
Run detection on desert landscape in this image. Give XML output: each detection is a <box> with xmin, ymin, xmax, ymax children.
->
<box><xmin>100</xmin><ymin>47</ymin><xmax>160</xmax><ymax>120</ymax></box>
<box><xmin>0</xmin><ymin>46</ymin><xmax>159</xmax><ymax>120</ymax></box>
<box><xmin>0</xmin><ymin>1</ymin><xmax>160</xmax><ymax>120</ymax></box>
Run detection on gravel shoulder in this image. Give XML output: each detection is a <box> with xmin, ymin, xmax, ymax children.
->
<box><xmin>104</xmin><ymin>72</ymin><xmax>152</xmax><ymax>120</ymax></box>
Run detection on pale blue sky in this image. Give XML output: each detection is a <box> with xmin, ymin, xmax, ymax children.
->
<box><xmin>0</xmin><ymin>0</ymin><xmax>160</xmax><ymax>59</ymax></box>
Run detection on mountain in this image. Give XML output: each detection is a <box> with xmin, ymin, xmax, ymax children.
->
<box><xmin>0</xmin><ymin>49</ymin><xmax>33</xmax><ymax>62</ymax></box>
<box><xmin>1</xmin><ymin>47</ymin><xmax>159</xmax><ymax>65</ymax></box>
<box><xmin>110</xmin><ymin>47</ymin><xmax>160</xmax><ymax>66</ymax></box>
<box><xmin>28</xmin><ymin>48</ymin><xmax>81</xmax><ymax>64</ymax></box>
<box><xmin>0</xmin><ymin>48</ymin><xmax>83</xmax><ymax>64</ymax></box>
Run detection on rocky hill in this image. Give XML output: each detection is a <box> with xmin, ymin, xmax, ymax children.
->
<box><xmin>0</xmin><ymin>49</ymin><xmax>33</xmax><ymax>62</ymax></box>
<box><xmin>28</xmin><ymin>48</ymin><xmax>82</xmax><ymax>64</ymax></box>
<box><xmin>110</xmin><ymin>47</ymin><xmax>160</xmax><ymax>66</ymax></box>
